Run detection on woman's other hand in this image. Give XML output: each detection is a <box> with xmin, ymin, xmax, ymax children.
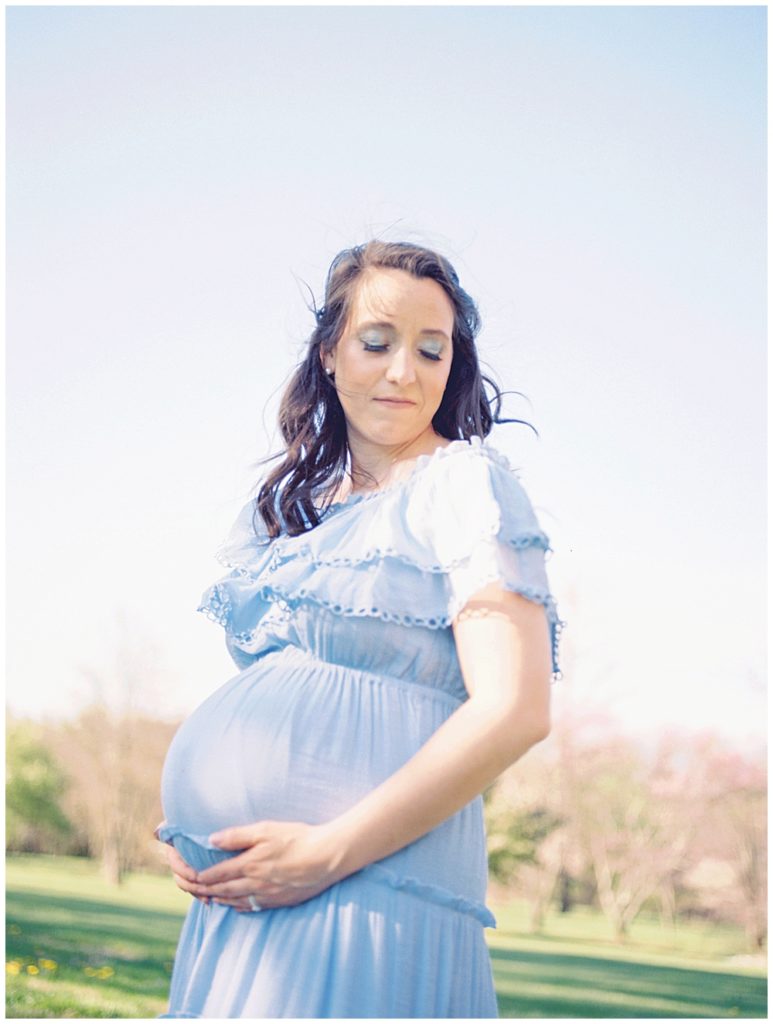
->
<box><xmin>154</xmin><ymin>824</ymin><xmax>213</xmax><ymax>906</ymax></box>
<box><xmin>165</xmin><ymin>844</ymin><xmax>212</xmax><ymax>904</ymax></box>
<box><xmin>183</xmin><ymin>820</ymin><xmax>343</xmax><ymax>912</ymax></box>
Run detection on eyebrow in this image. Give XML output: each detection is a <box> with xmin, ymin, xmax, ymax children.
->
<box><xmin>357</xmin><ymin>320</ymin><xmax>451</xmax><ymax>342</ymax></box>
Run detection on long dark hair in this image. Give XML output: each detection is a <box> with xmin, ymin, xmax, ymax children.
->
<box><xmin>252</xmin><ymin>239</ymin><xmax>533</xmax><ymax>539</ymax></box>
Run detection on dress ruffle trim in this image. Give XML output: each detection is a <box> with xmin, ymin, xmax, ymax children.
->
<box><xmin>155</xmin><ymin>824</ymin><xmax>495</xmax><ymax>928</ymax></box>
<box><xmin>359</xmin><ymin>863</ymin><xmax>496</xmax><ymax>928</ymax></box>
<box><xmin>199</xmin><ymin>574</ymin><xmax>561</xmax><ymax>659</ymax></box>
<box><xmin>198</xmin><ymin>435</ymin><xmax>565</xmax><ymax>679</ymax></box>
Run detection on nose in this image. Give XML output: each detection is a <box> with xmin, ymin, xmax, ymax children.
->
<box><xmin>384</xmin><ymin>346</ymin><xmax>417</xmax><ymax>386</ymax></box>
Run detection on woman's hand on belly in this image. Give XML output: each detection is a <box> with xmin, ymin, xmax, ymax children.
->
<box><xmin>184</xmin><ymin>819</ymin><xmax>345</xmax><ymax>912</ymax></box>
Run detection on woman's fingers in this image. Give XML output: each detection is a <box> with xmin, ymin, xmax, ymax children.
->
<box><xmin>195</xmin><ymin>849</ymin><xmax>257</xmax><ymax>886</ymax></box>
<box><xmin>166</xmin><ymin>870</ymin><xmax>255</xmax><ymax>900</ymax></box>
<box><xmin>189</xmin><ymin>878</ymin><xmax>256</xmax><ymax>899</ymax></box>
<box><xmin>212</xmin><ymin>881</ymin><xmax>326</xmax><ymax>912</ymax></box>
<box><xmin>213</xmin><ymin>898</ymin><xmax>252</xmax><ymax>912</ymax></box>
<box><xmin>172</xmin><ymin>873</ymin><xmax>210</xmax><ymax>905</ymax></box>
<box><xmin>172</xmin><ymin>870</ymin><xmax>200</xmax><ymax>894</ymax></box>
<box><xmin>159</xmin><ymin>840</ymin><xmax>210</xmax><ymax>904</ymax></box>
<box><xmin>166</xmin><ymin>846</ymin><xmax>198</xmax><ymax>882</ymax></box>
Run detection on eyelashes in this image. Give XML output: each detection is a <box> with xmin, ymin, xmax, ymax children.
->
<box><xmin>362</xmin><ymin>343</ymin><xmax>443</xmax><ymax>363</ymax></box>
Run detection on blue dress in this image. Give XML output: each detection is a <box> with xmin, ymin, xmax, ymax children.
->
<box><xmin>157</xmin><ymin>435</ymin><xmax>562</xmax><ymax>1019</ymax></box>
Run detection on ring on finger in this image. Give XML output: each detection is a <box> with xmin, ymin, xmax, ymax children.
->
<box><xmin>247</xmin><ymin>894</ymin><xmax>263</xmax><ymax>912</ymax></box>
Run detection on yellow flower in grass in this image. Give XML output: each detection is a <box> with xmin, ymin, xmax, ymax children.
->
<box><xmin>84</xmin><ymin>966</ymin><xmax>97</xmax><ymax>976</ymax></box>
<box><xmin>96</xmin><ymin>966</ymin><xmax>115</xmax><ymax>979</ymax></box>
<box><xmin>6</xmin><ymin>962</ymin><xmax>21</xmax><ymax>975</ymax></box>
<box><xmin>39</xmin><ymin>959</ymin><xmax>58</xmax><ymax>971</ymax></box>
<box><xmin>26</xmin><ymin>964</ymin><xmax>40</xmax><ymax>975</ymax></box>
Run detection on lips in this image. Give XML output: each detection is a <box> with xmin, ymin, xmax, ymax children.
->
<box><xmin>374</xmin><ymin>398</ymin><xmax>415</xmax><ymax>405</ymax></box>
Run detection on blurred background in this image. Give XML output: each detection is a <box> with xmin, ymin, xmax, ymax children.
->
<box><xmin>6</xmin><ymin>4</ymin><xmax>766</xmax><ymax>1018</ymax></box>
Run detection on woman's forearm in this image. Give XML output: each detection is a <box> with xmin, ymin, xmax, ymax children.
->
<box><xmin>322</xmin><ymin>696</ymin><xmax>549</xmax><ymax>880</ymax></box>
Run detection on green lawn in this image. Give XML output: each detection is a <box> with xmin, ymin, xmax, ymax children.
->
<box><xmin>6</xmin><ymin>854</ymin><xmax>767</xmax><ymax>1018</ymax></box>
<box><xmin>487</xmin><ymin>900</ymin><xmax>766</xmax><ymax>1018</ymax></box>
<box><xmin>6</xmin><ymin>854</ymin><xmax>187</xmax><ymax>1018</ymax></box>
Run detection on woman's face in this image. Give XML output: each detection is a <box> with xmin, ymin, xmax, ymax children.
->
<box><xmin>322</xmin><ymin>268</ymin><xmax>455</xmax><ymax>449</ymax></box>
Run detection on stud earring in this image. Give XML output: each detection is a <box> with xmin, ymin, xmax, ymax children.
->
<box><xmin>325</xmin><ymin>367</ymin><xmax>334</xmax><ymax>376</ymax></box>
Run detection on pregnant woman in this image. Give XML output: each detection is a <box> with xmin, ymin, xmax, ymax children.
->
<box><xmin>155</xmin><ymin>239</ymin><xmax>564</xmax><ymax>1018</ymax></box>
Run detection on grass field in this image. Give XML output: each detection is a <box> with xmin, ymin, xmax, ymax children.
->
<box><xmin>486</xmin><ymin>900</ymin><xmax>766</xmax><ymax>1018</ymax></box>
<box><xmin>6</xmin><ymin>854</ymin><xmax>767</xmax><ymax>1019</ymax></box>
<box><xmin>6</xmin><ymin>854</ymin><xmax>188</xmax><ymax>1018</ymax></box>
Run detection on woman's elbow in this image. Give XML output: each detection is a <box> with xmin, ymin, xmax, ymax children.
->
<box><xmin>529</xmin><ymin>711</ymin><xmax>551</xmax><ymax>743</ymax></box>
<box><xmin>495</xmin><ymin>704</ymin><xmax>550</xmax><ymax>762</ymax></box>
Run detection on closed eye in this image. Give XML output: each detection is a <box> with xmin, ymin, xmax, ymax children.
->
<box><xmin>362</xmin><ymin>343</ymin><xmax>443</xmax><ymax>362</ymax></box>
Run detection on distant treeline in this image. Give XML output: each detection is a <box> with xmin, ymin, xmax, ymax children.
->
<box><xmin>483</xmin><ymin>713</ymin><xmax>766</xmax><ymax>950</ymax></box>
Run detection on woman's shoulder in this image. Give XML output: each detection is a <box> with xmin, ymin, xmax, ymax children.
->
<box><xmin>406</xmin><ymin>434</ymin><xmax>539</xmax><ymax>515</ymax></box>
<box><xmin>398</xmin><ymin>434</ymin><xmax>551</xmax><ymax>565</ymax></box>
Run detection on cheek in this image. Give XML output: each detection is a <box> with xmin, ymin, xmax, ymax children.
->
<box><xmin>430</xmin><ymin>366</ymin><xmax>452</xmax><ymax>402</ymax></box>
<box><xmin>340</xmin><ymin>349</ymin><xmax>375</xmax><ymax>380</ymax></box>
<box><xmin>336</xmin><ymin>356</ymin><xmax>380</xmax><ymax>403</ymax></box>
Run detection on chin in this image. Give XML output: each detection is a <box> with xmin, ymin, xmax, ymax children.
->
<box><xmin>350</xmin><ymin>422</ymin><xmax>418</xmax><ymax>445</ymax></box>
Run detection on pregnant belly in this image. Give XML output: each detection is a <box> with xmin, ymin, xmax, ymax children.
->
<box><xmin>161</xmin><ymin>644</ymin><xmax>460</xmax><ymax>834</ymax></box>
<box><xmin>159</xmin><ymin>644</ymin><xmax>491</xmax><ymax>912</ymax></box>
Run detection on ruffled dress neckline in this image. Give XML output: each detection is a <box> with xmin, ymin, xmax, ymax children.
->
<box><xmin>316</xmin><ymin>434</ymin><xmax>487</xmax><ymax>513</ymax></box>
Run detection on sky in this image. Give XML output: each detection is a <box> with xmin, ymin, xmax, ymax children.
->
<box><xmin>6</xmin><ymin>3</ymin><xmax>767</xmax><ymax>750</ymax></box>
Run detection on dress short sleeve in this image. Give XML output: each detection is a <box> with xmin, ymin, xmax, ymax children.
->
<box><xmin>400</xmin><ymin>438</ymin><xmax>564</xmax><ymax>678</ymax></box>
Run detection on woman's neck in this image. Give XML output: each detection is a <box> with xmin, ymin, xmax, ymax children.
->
<box><xmin>343</xmin><ymin>429</ymin><xmax>451</xmax><ymax>496</ymax></box>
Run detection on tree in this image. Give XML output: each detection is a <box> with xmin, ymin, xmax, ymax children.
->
<box><xmin>49</xmin><ymin>705</ymin><xmax>174</xmax><ymax>883</ymax></box>
<box><xmin>728</xmin><ymin>783</ymin><xmax>767</xmax><ymax>951</ymax></box>
<box><xmin>44</xmin><ymin>615</ymin><xmax>180</xmax><ymax>884</ymax></box>
<box><xmin>683</xmin><ymin>746</ymin><xmax>767</xmax><ymax>952</ymax></box>
<box><xmin>6</xmin><ymin>717</ymin><xmax>73</xmax><ymax>852</ymax></box>
<box><xmin>564</xmin><ymin>728</ymin><xmax>719</xmax><ymax>942</ymax></box>
<box><xmin>485</xmin><ymin>748</ymin><xmax>575</xmax><ymax>932</ymax></box>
